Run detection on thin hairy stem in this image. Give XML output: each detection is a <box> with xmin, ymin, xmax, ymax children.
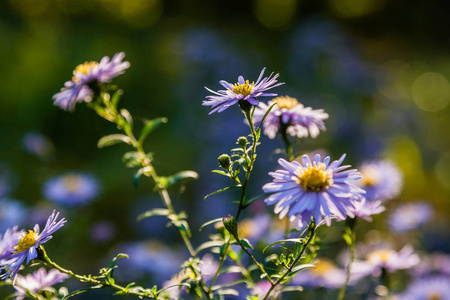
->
<box><xmin>263</xmin><ymin>222</ymin><xmax>316</xmax><ymax>300</ymax></box>
<box><xmin>209</xmin><ymin>236</ymin><xmax>231</xmax><ymax>290</ymax></box>
<box><xmin>338</xmin><ymin>218</ymin><xmax>356</xmax><ymax>300</ymax></box>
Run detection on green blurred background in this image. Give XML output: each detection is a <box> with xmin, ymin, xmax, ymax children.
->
<box><xmin>1</xmin><ymin>0</ymin><xmax>450</xmax><ymax>298</ymax></box>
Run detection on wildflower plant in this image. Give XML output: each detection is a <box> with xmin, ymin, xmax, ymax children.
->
<box><xmin>0</xmin><ymin>52</ymin><xmax>429</xmax><ymax>300</ymax></box>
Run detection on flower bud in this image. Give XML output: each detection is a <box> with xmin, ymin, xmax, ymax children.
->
<box><xmin>218</xmin><ymin>154</ymin><xmax>231</xmax><ymax>171</ymax></box>
<box><xmin>238</xmin><ymin>136</ymin><xmax>248</xmax><ymax>148</ymax></box>
<box><xmin>222</xmin><ymin>214</ymin><xmax>238</xmax><ymax>238</ymax></box>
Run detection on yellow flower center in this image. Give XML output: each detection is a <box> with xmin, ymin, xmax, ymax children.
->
<box><xmin>367</xmin><ymin>249</ymin><xmax>393</xmax><ymax>265</ymax></box>
<box><xmin>313</xmin><ymin>259</ymin><xmax>337</xmax><ymax>275</ymax></box>
<box><xmin>274</xmin><ymin>96</ymin><xmax>299</xmax><ymax>109</ymax></box>
<box><xmin>359</xmin><ymin>166</ymin><xmax>381</xmax><ymax>187</ymax></box>
<box><xmin>62</xmin><ymin>174</ymin><xmax>80</xmax><ymax>193</ymax></box>
<box><xmin>296</xmin><ymin>162</ymin><xmax>333</xmax><ymax>192</ymax></box>
<box><xmin>72</xmin><ymin>61</ymin><xmax>98</xmax><ymax>82</ymax></box>
<box><xmin>14</xmin><ymin>230</ymin><xmax>38</xmax><ymax>253</ymax></box>
<box><xmin>428</xmin><ymin>293</ymin><xmax>443</xmax><ymax>300</ymax></box>
<box><xmin>232</xmin><ymin>80</ymin><xmax>254</xmax><ymax>97</ymax></box>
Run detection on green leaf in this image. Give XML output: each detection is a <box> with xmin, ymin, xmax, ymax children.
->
<box><xmin>262</xmin><ymin>238</ymin><xmax>305</xmax><ymax>253</ymax></box>
<box><xmin>212</xmin><ymin>170</ymin><xmax>230</xmax><ymax>177</ymax></box>
<box><xmin>133</xmin><ymin>168</ymin><xmax>144</xmax><ymax>188</ymax></box>
<box><xmin>137</xmin><ymin>208</ymin><xmax>170</xmax><ymax>221</ymax></box>
<box><xmin>111</xmin><ymin>89</ymin><xmax>123</xmax><ymax>108</ymax></box>
<box><xmin>157</xmin><ymin>283</ymin><xmax>190</xmax><ymax>294</ymax></box>
<box><xmin>204</xmin><ymin>185</ymin><xmax>241</xmax><ymax>200</ymax></box>
<box><xmin>97</xmin><ymin>134</ymin><xmax>131</xmax><ymax>148</ymax></box>
<box><xmin>138</xmin><ymin>117</ymin><xmax>168</xmax><ymax>146</ymax></box>
<box><xmin>217</xmin><ymin>289</ymin><xmax>240</xmax><ymax>296</ymax></box>
<box><xmin>288</xmin><ymin>264</ymin><xmax>315</xmax><ymax>277</ymax></box>
<box><xmin>199</xmin><ymin>217</ymin><xmax>224</xmax><ymax>231</ymax></box>
<box><xmin>257</xmin><ymin>102</ymin><xmax>277</xmax><ymax>131</ymax></box>
<box><xmin>62</xmin><ymin>285</ymin><xmax>103</xmax><ymax>299</ymax></box>
<box><xmin>243</xmin><ymin>193</ymin><xmax>265</xmax><ymax>207</ymax></box>
<box><xmin>120</xmin><ymin>109</ymin><xmax>133</xmax><ymax>128</ymax></box>
<box><xmin>239</xmin><ymin>238</ymin><xmax>253</xmax><ymax>249</ymax></box>
<box><xmin>196</xmin><ymin>240</ymin><xmax>225</xmax><ymax>253</ymax></box>
<box><xmin>166</xmin><ymin>170</ymin><xmax>199</xmax><ymax>187</ymax></box>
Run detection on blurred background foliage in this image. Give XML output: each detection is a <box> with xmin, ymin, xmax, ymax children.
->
<box><xmin>1</xmin><ymin>0</ymin><xmax>450</xmax><ymax>298</ymax></box>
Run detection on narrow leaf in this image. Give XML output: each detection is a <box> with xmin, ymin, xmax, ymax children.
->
<box><xmin>262</xmin><ymin>238</ymin><xmax>305</xmax><ymax>253</ymax></box>
<box><xmin>138</xmin><ymin>117</ymin><xmax>168</xmax><ymax>146</ymax></box>
<box><xmin>62</xmin><ymin>285</ymin><xmax>102</xmax><ymax>300</ymax></box>
<box><xmin>204</xmin><ymin>185</ymin><xmax>241</xmax><ymax>200</ymax></box>
<box><xmin>137</xmin><ymin>208</ymin><xmax>170</xmax><ymax>221</ymax></box>
<box><xmin>288</xmin><ymin>264</ymin><xmax>315</xmax><ymax>276</ymax></box>
<box><xmin>257</xmin><ymin>102</ymin><xmax>277</xmax><ymax>131</ymax></box>
<box><xmin>166</xmin><ymin>170</ymin><xmax>199</xmax><ymax>187</ymax></box>
<box><xmin>196</xmin><ymin>240</ymin><xmax>224</xmax><ymax>253</ymax></box>
<box><xmin>199</xmin><ymin>217</ymin><xmax>223</xmax><ymax>231</ymax></box>
<box><xmin>97</xmin><ymin>134</ymin><xmax>131</xmax><ymax>148</ymax></box>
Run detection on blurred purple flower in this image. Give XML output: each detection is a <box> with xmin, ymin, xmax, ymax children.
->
<box><xmin>351</xmin><ymin>198</ymin><xmax>385</xmax><ymax>222</ymax></box>
<box><xmin>238</xmin><ymin>214</ymin><xmax>272</xmax><ymax>245</ymax></box>
<box><xmin>203</xmin><ymin>68</ymin><xmax>284</xmax><ymax>114</ymax></box>
<box><xmin>253</xmin><ymin>96</ymin><xmax>328</xmax><ymax>139</ymax></box>
<box><xmin>388</xmin><ymin>201</ymin><xmax>433</xmax><ymax>233</ymax></box>
<box><xmin>252</xmin><ymin>280</ymin><xmax>279</xmax><ymax>298</ymax></box>
<box><xmin>22</xmin><ymin>132</ymin><xmax>54</xmax><ymax>158</ymax></box>
<box><xmin>351</xmin><ymin>244</ymin><xmax>420</xmax><ymax>278</ymax></box>
<box><xmin>356</xmin><ymin>160</ymin><xmax>403</xmax><ymax>202</ymax></box>
<box><xmin>114</xmin><ymin>241</ymin><xmax>184</xmax><ymax>283</ymax></box>
<box><xmin>411</xmin><ymin>253</ymin><xmax>450</xmax><ymax>278</ymax></box>
<box><xmin>397</xmin><ymin>276</ymin><xmax>450</xmax><ymax>300</ymax></box>
<box><xmin>290</xmin><ymin>258</ymin><xmax>347</xmax><ymax>289</ymax></box>
<box><xmin>14</xmin><ymin>267</ymin><xmax>68</xmax><ymax>300</ymax></box>
<box><xmin>0</xmin><ymin>199</ymin><xmax>28</xmax><ymax>232</ymax></box>
<box><xmin>53</xmin><ymin>52</ymin><xmax>130</xmax><ymax>111</ymax></box>
<box><xmin>263</xmin><ymin>154</ymin><xmax>364</xmax><ymax>227</ymax></box>
<box><xmin>0</xmin><ymin>211</ymin><xmax>66</xmax><ymax>282</ymax></box>
<box><xmin>43</xmin><ymin>172</ymin><xmax>100</xmax><ymax>206</ymax></box>
<box><xmin>90</xmin><ymin>221</ymin><xmax>115</xmax><ymax>243</ymax></box>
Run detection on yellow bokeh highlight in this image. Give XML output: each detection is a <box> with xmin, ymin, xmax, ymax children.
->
<box><xmin>98</xmin><ymin>0</ymin><xmax>163</xmax><ymax>28</ymax></box>
<box><xmin>254</xmin><ymin>0</ymin><xmax>298</xmax><ymax>30</ymax></box>
<box><xmin>435</xmin><ymin>152</ymin><xmax>450</xmax><ymax>190</ymax></box>
<box><xmin>385</xmin><ymin>136</ymin><xmax>425</xmax><ymax>196</ymax></box>
<box><xmin>412</xmin><ymin>72</ymin><xmax>450</xmax><ymax>112</ymax></box>
<box><xmin>328</xmin><ymin>0</ymin><xmax>384</xmax><ymax>18</ymax></box>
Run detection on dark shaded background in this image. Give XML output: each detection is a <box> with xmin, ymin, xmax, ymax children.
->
<box><xmin>1</xmin><ymin>0</ymin><xmax>450</xmax><ymax>298</ymax></box>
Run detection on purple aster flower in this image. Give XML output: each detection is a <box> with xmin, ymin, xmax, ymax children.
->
<box><xmin>388</xmin><ymin>201</ymin><xmax>433</xmax><ymax>233</ymax></box>
<box><xmin>43</xmin><ymin>172</ymin><xmax>101</xmax><ymax>206</ymax></box>
<box><xmin>356</xmin><ymin>160</ymin><xmax>403</xmax><ymax>202</ymax></box>
<box><xmin>253</xmin><ymin>96</ymin><xmax>329</xmax><ymax>139</ymax></box>
<box><xmin>351</xmin><ymin>198</ymin><xmax>385</xmax><ymax>222</ymax></box>
<box><xmin>263</xmin><ymin>154</ymin><xmax>365</xmax><ymax>227</ymax></box>
<box><xmin>0</xmin><ymin>210</ymin><xmax>66</xmax><ymax>282</ymax></box>
<box><xmin>397</xmin><ymin>276</ymin><xmax>450</xmax><ymax>300</ymax></box>
<box><xmin>203</xmin><ymin>68</ymin><xmax>284</xmax><ymax>114</ymax></box>
<box><xmin>53</xmin><ymin>52</ymin><xmax>130</xmax><ymax>111</ymax></box>
<box><xmin>14</xmin><ymin>267</ymin><xmax>68</xmax><ymax>300</ymax></box>
<box><xmin>351</xmin><ymin>244</ymin><xmax>420</xmax><ymax>278</ymax></box>
<box><xmin>0</xmin><ymin>227</ymin><xmax>24</xmax><ymax>264</ymax></box>
<box><xmin>290</xmin><ymin>258</ymin><xmax>348</xmax><ymax>289</ymax></box>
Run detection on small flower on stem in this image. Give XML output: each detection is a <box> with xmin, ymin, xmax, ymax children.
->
<box><xmin>203</xmin><ymin>68</ymin><xmax>284</xmax><ymax>114</ymax></box>
<box><xmin>0</xmin><ymin>211</ymin><xmax>66</xmax><ymax>282</ymax></box>
<box><xmin>263</xmin><ymin>154</ymin><xmax>364</xmax><ymax>227</ymax></box>
<box><xmin>253</xmin><ymin>96</ymin><xmax>329</xmax><ymax>139</ymax></box>
<box><xmin>53</xmin><ymin>52</ymin><xmax>130</xmax><ymax>111</ymax></box>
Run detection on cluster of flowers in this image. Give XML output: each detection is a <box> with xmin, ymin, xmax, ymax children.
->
<box><xmin>0</xmin><ymin>52</ymin><xmax>446</xmax><ymax>300</ymax></box>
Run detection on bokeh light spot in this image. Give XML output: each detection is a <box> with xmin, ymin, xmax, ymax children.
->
<box><xmin>435</xmin><ymin>153</ymin><xmax>450</xmax><ymax>190</ymax></box>
<box><xmin>328</xmin><ymin>0</ymin><xmax>385</xmax><ymax>18</ymax></box>
<box><xmin>412</xmin><ymin>72</ymin><xmax>450</xmax><ymax>112</ymax></box>
<box><xmin>254</xmin><ymin>0</ymin><xmax>298</xmax><ymax>30</ymax></box>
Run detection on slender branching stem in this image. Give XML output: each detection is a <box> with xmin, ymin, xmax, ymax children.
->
<box><xmin>38</xmin><ymin>246</ymin><xmax>153</xmax><ymax>298</ymax></box>
<box><xmin>263</xmin><ymin>222</ymin><xmax>316</xmax><ymax>300</ymax></box>
<box><xmin>209</xmin><ymin>236</ymin><xmax>231</xmax><ymax>290</ymax></box>
<box><xmin>338</xmin><ymin>218</ymin><xmax>357</xmax><ymax>300</ymax></box>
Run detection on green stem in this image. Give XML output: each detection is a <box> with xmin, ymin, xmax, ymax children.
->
<box><xmin>209</xmin><ymin>236</ymin><xmax>231</xmax><ymax>290</ymax></box>
<box><xmin>263</xmin><ymin>222</ymin><xmax>316</xmax><ymax>300</ymax></box>
<box><xmin>38</xmin><ymin>246</ymin><xmax>153</xmax><ymax>298</ymax></box>
<box><xmin>235</xmin><ymin>238</ymin><xmax>273</xmax><ymax>285</ymax></box>
<box><xmin>338</xmin><ymin>218</ymin><xmax>356</xmax><ymax>300</ymax></box>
